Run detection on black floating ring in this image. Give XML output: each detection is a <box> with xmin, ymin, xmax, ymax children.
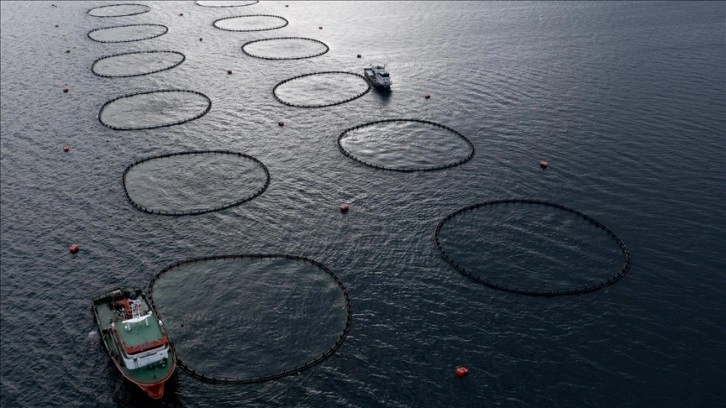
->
<box><xmin>337</xmin><ymin>118</ymin><xmax>475</xmax><ymax>172</ymax></box>
<box><xmin>87</xmin><ymin>24</ymin><xmax>169</xmax><ymax>44</ymax></box>
<box><xmin>272</xmin><ymin>71</ymin><xmax>371</xmax><ymax>108</ymax></box>
<box><xmin>148</xmin><ymin>254</ymin><xmax>352</xmax><ymax>384</ymax></box>
<box><xmin>92</xmin><ymin>50</ymin><xmax>186</xmax><ymax>78</ymax></box>
<box><xmin>241</xmin><ymin>37</ymin><xmax>329</xmax><ymax>60</ymax></box>
<box><xmin>122</xmin><ymin>150</ymin><xmax>270</xmax><ymax>216</ymax></box>
<box><xmin>87</xmin><ymin>3</ymin><xmax>150</xmax><ymax>17</ymax></box>
<box><xmin>196</xmin><ymin>0</ymin><xmax>259</xmax><ymax>7</ymax></box>
<box><xmin>434</xmin><ymin>199</ymin><xmax>632</xmax><ymax>297</ymax></box>
<box><xmin>212</xmin><ymin>14</ymin><xmax>289</xmax><ymax>32</ymax></box>
<box><xmin>98</xmin><ymin>89</ymin><xmax>211</xmax><ymax>131</ymax></box>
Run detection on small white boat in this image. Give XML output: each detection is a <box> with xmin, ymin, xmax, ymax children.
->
<box><xmin>363</xmin><ymin>65</ymin><xmax>392</xmax><ymax>89</ymax></box>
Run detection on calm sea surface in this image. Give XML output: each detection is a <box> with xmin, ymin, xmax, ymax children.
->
<box><xmin>1</xmin><ymin>1</ymin><xmax>724</xmax><ymax>407</ymax></box>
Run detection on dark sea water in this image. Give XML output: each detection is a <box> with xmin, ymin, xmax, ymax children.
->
<box><xmin>1</xmin><ymin>1</ymin><xmax>725</xmax><ymax>407</ymax></box>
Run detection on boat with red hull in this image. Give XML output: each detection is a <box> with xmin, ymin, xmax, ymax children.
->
<box><xmin>92</xmin><ymin>288</ymin><xmax>176</xmax><ymax>399</ymax></box>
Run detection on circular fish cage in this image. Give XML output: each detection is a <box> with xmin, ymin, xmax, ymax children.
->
<box><xmin>241</xmin><ymin>37</ymin><xmax>329</xmax><ymax>60</ymax></box>
<box><xmin>435</xmin><ymin>199</ymin><xmax>631</xmax><ymax>296</ymax></box>
<box><xmin>149</xmin><ymin>254</ymin><xmax>352</xmax><ymax>384</ymax></box>
<box><xmin>88</xmin><ymin>3</ymin><xmax>150</xmax><ymax>17</ymax></box>
<box><xmin>122</xmin><ymin>151</ymin><xmax>270</xmax><ymax>216</ymax></box>
<box><xmin>337</xmin><ymin>119</ymin><xmax>475</xmax><ymax>172</ymax></box>
<box><xmin>213</xmin><ymin>15</ymin><xmax>289</xmax><ymax>32</ymax></box>
<box><xmin>87</xmin><ymin>24</ymin><xmax>168</xmax><ymax>43</ymax></box>
<box><xmin>273</xmin><ymin>71</ymin><xmax>371</xmax><ymax>108</ymax></box>
<box><xmin>98</xmin><ymin>90</ymin><xmax>211</xmax><ymax>131</ymax></box>
<box><xmin>92</xmin><ymin>51</ymin><xmax>186</xmax><ymax>78</ymax></box>
<box><xmin>196</xmin><ymin>0</ymin><xmax>259</xmax><ymax>7</ymax></box>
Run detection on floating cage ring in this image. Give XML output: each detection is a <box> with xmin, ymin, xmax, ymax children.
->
<box><xmin>241</xmin><ymin>37</ymin><xmax>329</xmax><ymax>60</ymax></box>
<box><xmin>196</xmin><ymin>0</ymin><xmax>259</xmax><ymax>7</ymax></box>
<box><xmin>98</xmin><ymin>89</ymin><xmax>212</xmax><ymax>131</ymax></box>
<box><xmin>122</xmin><ymin>150</ymin><xmax>270</xmax><ymax>216</ymax></box>
<box><xmin>336</xmin><ymin>118</ymin><xmax>475</xmax><ymax>172</ymax></box>
<box><xmin>87</xmin><ymin>24</ymin><xmax>169</xmax><ymax>43</ymax></box>
<box><xmin>434</xmin><ymin>199</ymin><xmax>632</xmax><ymax>297</ymax></box>
<box><xmin>148</xmin><ymin>254</ymin><xmax>353</xmax><ymax>384</ymax></box>
<box><xmin>91</xmin><ymin>50</ymin><xmax>186</xmax><ymax>78</ymax></box>
<box><xmin>272</xmin><ymin>71</ymin><xmax>371</xmax><ymax>108</ymax></box>
<box><xmin>212</xmin><ymin>14</ymin><xmax>289</xmax><ymax>32</ymax></box>
<box><xmin>87</xmin><ymin>3</ymin><xmax>151</xmax><ymax>17</ymax></box>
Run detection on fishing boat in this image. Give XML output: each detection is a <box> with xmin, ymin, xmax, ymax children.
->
<box><xmin>92</xmin><ymin>287</ymin><xmax>176</xmax><ymax>399</ymax></box>
<box><xmin>363</xmin><ymin>65</ymin><xmax>392</xmax><ymax>89</ymax></box>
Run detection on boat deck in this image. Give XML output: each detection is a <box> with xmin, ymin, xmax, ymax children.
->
<box><xmin>117</xmin><ymin>316</ymin><xmax>164</xmax><ymax>348</ymax></box>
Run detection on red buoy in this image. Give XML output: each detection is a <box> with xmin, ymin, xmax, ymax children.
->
<box><xmin>278</xmin><ymin>121</ymin><xmax>284</xmax><ymax>127</ymax></box>
<box><xmin>540</xmin><ymin>160</ymin><xmax>548</xmax><ymax>169</ymax></box>
<box><xmin>285</xmin><ymin>4</ymin><xmax>289</xmax><ymax>7</ymax></box>
<box><xmin>424</xmin><ymin>94</ymin><xmax>431</xmax><ymax>99</ymax></box>
<box><xmin>455</xmin><ymin>366</ymin><xmax>468</xmax><ymax>378</ymax></box>
<box><xmin>63</xmin><ymin>88</ymin><xmax>69</xmax><ymax>93</ymax></box>
<box><xmin>179</xmin><ymin>12</ymin><xmax>184</xmax><ymax>16</ymax></box>
<box><xmin>199</xmin><ymin>37</ymin><xmax>203</xmax><ymax>42</ymax></box>
<box><xmin>357</xmin><ymin>54</ymin><xmax>361</xmax><ymax>58</ymax></box>
<box><xmin>319</xmin><ymin>26</ymin><xmax>323</xmax><ymax>29</ymax></box>
<box><xmin>227</xmin><ymin>70</ymin><xmax>232</xmax><ymax>75</ymax></box>
<box><xmin>340</xmin><ymin>203</ymin><xmax>349</xmax><ymax>212</ymax></box>
<box><xmin>63</xmin><ymin>145</ymin><xmax>70</xmax><ymax>152</ymax></box>
<box><xmin>69</xmin><ymin>244</ymin><xmax>79</xmax><ymax>254</ymax></box>
<box><xmin>65</xmin><ymin>50</ymin><xmax>70</xmax><ymax>53</ymax></box>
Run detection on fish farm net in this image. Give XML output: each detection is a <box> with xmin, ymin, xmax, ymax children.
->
<box><xmin>87</xmin><ymin>24</ymin><xmax>168</xmax><ymax>43</ymax></box>
<box><xmin>149</xmin><ymin>255</ymin><xmax>352</xmax><ymax>384</ymax></box>
<box><xmin>337</xmin><ymin>119</ymin><xmax>475</xmax><ymax>172</ymax></box>
<box><xmin>435</xmin><ymin>199</ymin><xmax>631</xmax><ymax>296</ymax></box>
<box><xmin>87</xmin><ymin>3</ymin><xmax>150</xmax><ymax>17</ymax></box>
<box><xmin>273</xmin><ymin>72</ymin><xmax>371</xmax><ymax>108</ymax></box>
<box><xmin>241</xmin><ymin>37</ymin><xmax>329</xmax><ymax>60</ymax></box>
<box><xmin>122</xmin><ymin>151</ymin><xmax>270</xmax><ymax>216</ymax></box>
<box><xmin>92</xmin><ymin>51</ymin><xmax>185</xmax><ymax>78</ymax></box>
<box><xmin>98</xmin><ymin>90</ymin><xmax>211</xmax><ymax>131</ymax></box>
<box><xmin>213</xmin><ymin>15</ymin><xmax>289</xmax><ymax>32</ymax></box>
<box><xmin>196</xmin><ymin>1</ymin><xmax>259</xmax><ymax>7</ymax></box>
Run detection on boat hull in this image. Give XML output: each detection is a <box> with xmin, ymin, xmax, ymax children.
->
<box><xmin>92</xmin><ymin>288</ymin><xmax>176</xmax><ymax>399</ymax></box>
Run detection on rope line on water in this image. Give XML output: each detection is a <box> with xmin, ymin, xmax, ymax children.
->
<box><xmin>213</xmin><ymin>14</ymin><xmax>289</xmax><ymax>32</ymax></box>
<box><xmin>87</xmin><ymin>3</ymin><xmax>150</xmax><ymax>17</ymax></box>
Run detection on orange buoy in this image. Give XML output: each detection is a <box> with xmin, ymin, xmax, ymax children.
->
<box><xmin>424</xmin><ymin>94</ymin><xmax>431</xmax><ymax>99</ymax></box>
<box><xmin>278</xmin><ymin>121</ymin><xmax>284</xmax><ymax>127</ymax></box>
<box><xmin>455</xmin><ymin>366</ymin><xmax>468</xmax><ymax>378</ymax></box>
<box><xmin>69</xmin><ymin>244</ymin><xmax>79</xmax><ymax>254</ymax></box>
<box><xmin>63</xmin><ymin>88</ymin><xmax>69</xmax><ymax>93</ymax></box>
<box><xmin>63</xmin><ymin>145</ymin><xmax>70</xmax><ymax>152</ymax></box>
<box><xmin>340</xmin><ymin>203</ymin><xmax>349</xmax><ymax>212</ymax></box>
<box><xmin>227</xmin><ymin>69</ymin><xmax>232</xmax><ymax>75</ymax></box>
<box><xmin>540</xmin><ymin>160</ymin><xmax>548</xmax><ymax>169</ymax></box>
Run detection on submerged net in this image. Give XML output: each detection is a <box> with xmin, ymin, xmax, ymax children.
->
<box><xmin>88</xmin><ymin>3</ymin><xmax>150</xmax><ymax>17</ymax></box>
<box><xmin>98</xmin><ymin>89</ymin><xmax>211</xmax><ymax>131</ymax></box>
<box><xmin>87</xmin><ymin>24</ymin><xmax>168</xmax><ymax>43</ymax></box>
<box><xmin>213</xmin><ymin>15</ymin><xmax>289</xmax><ymax>32</ymax></box>
<box><xmin>273</xmin><ymin>72</ymin><xmax>371</xmax><ymax>108</ymax></box>
<box><xmin>435</xmin><ymin>199</ymin><xmax>631</xmax><ymax>296</ymax></box>
<box><xmin>92</xmin><ymin>51</ymin><xmax>186</xmax><ymax>78</ymax></box>
<box><xmin>241</xmin><ymin>37</ymin><xmax>329</xmax><ymax>60</ymax></box>
<box><xmin>122</xmin><ymin>151</ymin><xmax>270</xmax><ymax>216</ymax></box>
<box><xmin>337</xmin><ymin>119</ymin><xmax>475</xmax><ymax>172</ymax></box>
<box><xmin>149</xmin><ymin>255</ymin><xmax>352</xmax><ymax>384</ymax></box>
